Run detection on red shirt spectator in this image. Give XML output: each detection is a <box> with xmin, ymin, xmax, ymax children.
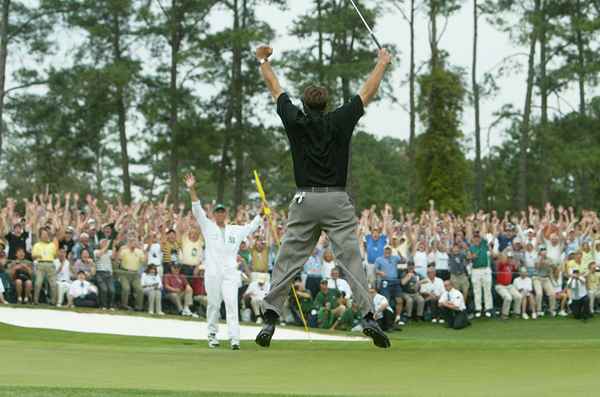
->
<box><xmin>496</xmin><ymin>259</ymin><xmax>517</xmax><ymax>286</ymax></box>
<box><xmin>164</xmin><ymin>272</ymin><xmax>188</xmax><ymax>291</ymax></box>
<box><xmin>191</xmin><ymin>275</ymin><xmax>206</xmax><ymax>296</ymax></box>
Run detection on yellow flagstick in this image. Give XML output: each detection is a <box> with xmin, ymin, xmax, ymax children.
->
<box><xmin>254</xmin><ymin>170</ymin><xmax>311</xmax><ymax>341</ymax></box>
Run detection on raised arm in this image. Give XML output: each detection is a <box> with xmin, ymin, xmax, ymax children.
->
<box><xmin>358</xmin><ymin>49</ymin><xmax>392</xmax><ymax>107</ymax></box>
<box><xmin>185</xmin><ymin>174</ymin><xmax>209</xmax><ymax>230</ymax></box>
<box><xmin>256</xmin><ymin>46</ymin><xmax>283</xmax><ymax>102</ymax></box>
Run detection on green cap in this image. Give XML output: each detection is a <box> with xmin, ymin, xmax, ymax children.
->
<box><xmin>214</xmin><ymin>204</ymin><xmax>226</xmax><ymax>212</ymax></box>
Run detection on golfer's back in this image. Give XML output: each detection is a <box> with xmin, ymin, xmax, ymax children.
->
<box><xmin>276</xmin><ymin>93</ymin><xmax>364</xmax><ymax>188</ymax></box>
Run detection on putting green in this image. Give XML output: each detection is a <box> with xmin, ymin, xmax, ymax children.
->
<box><xmin>1</xmin><ymin>316</ymin><xmax>599</xmax><ymax>396</ymax></box>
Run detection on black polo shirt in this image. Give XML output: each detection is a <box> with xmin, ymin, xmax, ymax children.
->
<box><xmin>4</xmin><ymin>231</ymin><xmax>29</xmax><ymax>260</ymax></box>
<box><xmin>276</xmin><ymin>93</ymin><xmax>364</xmax><ymax>188</ymax></box>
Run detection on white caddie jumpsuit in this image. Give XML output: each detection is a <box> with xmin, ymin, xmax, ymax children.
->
<box><xmin>192</xmin><ymin>201</ymin><xmax>262</xmax><ymax>344</ymax></box>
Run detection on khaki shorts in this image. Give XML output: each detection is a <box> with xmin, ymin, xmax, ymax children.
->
<box><xmin>451</xmin><ymin>274</ymin><xmax>470</xmax><ymax>292</ymax></box>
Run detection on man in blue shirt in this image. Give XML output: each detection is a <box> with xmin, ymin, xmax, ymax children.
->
<box><xmin>303</xmin><ymin>248</ymin><xmax>323</xmax><ymax>300</ymax></box>
<box><xmin>364</xmin><ymin>227</ymin><xmax>387</xmax><ymax>285</ymax></box>
<box><xmin>375</xmin><ymin>246</ymin><xmax>404</xmax><ymax>325</ymax></box>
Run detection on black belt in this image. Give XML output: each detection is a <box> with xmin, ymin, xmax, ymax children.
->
<box><xmin>297</xmin><ymin>186</ymin><xmax>346</xmax><ymax>193</ymax></box>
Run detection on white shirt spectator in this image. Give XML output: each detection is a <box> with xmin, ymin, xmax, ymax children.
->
<box><xmin>321</xmin><ymin>260</ymin><xmax>336</xmax><ymax>279</ymax></box>
<box><xmin>327</xmin><ymin>277</ymin><xmax>353</xmax><ymax>299</ymax></box>
<box><xmin>147</xmin><ymin>243</ymin><xmax>163</xmax><ymax>266</ymax></box>
<box><xmin>420</xmin><ymin>276</ymin><xmax>444</xmax><ymax>297</ymax></box>
<box><xmin>141</xmin><ymin>273</ymin><xmax>162</xmax><ymax>292</ymax></box>
<box><xmin>429</xmin><ymin>251</ymin><xmax>449</xmax><ymax>271</ymax></box>
<box><xmin>0</xmin><ymin>278</ymin><xmax>4</xmax><ymax>294</ymax></box>
<box><xmin>245</xmin><ymin>280</ymin><xmax>270</xmax><ymax>300</ymax></box>
<box><xmin>439</xmin><ymin>288</ymin><xmax>466</xmax><ymax>311</ymax></box>
<box><xmin>513</xmin><ymin>276</ymin><xmax>533</xmax><ymax>294</ymax></box>
<box><xmin>372</xmin><ymin>293</ymin><xmax>393</xmax><ymax>320</ymax></box>
<box><xmin>413</xmin><ymin>251</ymin><xmax>429</xmax><ymax>277</ymax></box>
<box><xmin>567</xmin><ymin>276</ymin><xmax>588</xmax><ymax>300</ymax></box>
<box><xmin>54</xmin><ymin>259</ymin><xmax>72</xmax><ymax>283</ymax></box>
<box><xmin>524</xmin><ymin>250</ymin><xmax>538</xmax><ymax>270</ymax></box>
<box><xmin>94</xmin><ymin>250</ymin><xmax>113</xmax><ymax>273</ymax></box>
<box><xmin>68</xmin><ymin>280</ymin><xmax>96</xmax><ymax>298</ymax></box>
<box><xmin>544</xmin><ymin>239</ymin><xmax>563</xmax><ymax>266</ymax></box>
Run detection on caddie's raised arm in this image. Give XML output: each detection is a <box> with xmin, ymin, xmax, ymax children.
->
<box><xmin>358</xmin><ymin>48</ymin><xmax>392</xmax><ymax>107</ymax></box>
<box><xmin>256</xmin><ymin>45</ymin><xmax>284</xmax><ymax>101</ymax></box>
<box><xmin>185</xmin><ymin>174</ymin><xmax>209</xmax><ymax>229</ymax></box>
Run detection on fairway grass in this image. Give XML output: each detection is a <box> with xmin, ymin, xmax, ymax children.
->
<box><xmin>1</xmin><ymin>317</ymin><xmax>599</xmax><ymax>396</ymax></box>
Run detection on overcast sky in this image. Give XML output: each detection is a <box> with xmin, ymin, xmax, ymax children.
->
<box><xmin>257</xmin><ymin>2</ymin><xmax>595</xmax><ymax>158</ymax></box>
<box><xmin>6</xmin><ymin>1</ymin><xmax>596</xmax><ymax>160</ymax></box>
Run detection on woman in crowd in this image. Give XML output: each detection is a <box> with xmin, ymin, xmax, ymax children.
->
<box><xmin>10</xmin><ymin>247</ymin><xmax>33</xmax><ymax>304</ymax></box>
<box><xmin>141</xmin><ymin>264</ymin><xmax>163</xmax><ymax>315</ymax></box>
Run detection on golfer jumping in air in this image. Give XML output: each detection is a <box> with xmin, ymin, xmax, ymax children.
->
<box><xmin>254</xmin><ymin>45</ymin><xmax>393</xmax><ymax>348</ymax></box>
<box><xmin>186</xmin><ymin>174</ymin><xmax>265</xmax><ymax>350</ymax></box>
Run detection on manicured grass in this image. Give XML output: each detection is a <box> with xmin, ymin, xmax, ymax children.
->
<box><xmin>1</xmin><ymin>316</ymin><xmax>599</xmax><ymax>396</ymax></box>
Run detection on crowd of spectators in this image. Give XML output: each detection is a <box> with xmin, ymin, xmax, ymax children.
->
<box><xmin>1</xmin><ymin>193</ymin><xmax>599</xmax><ymax>333</ymax></box>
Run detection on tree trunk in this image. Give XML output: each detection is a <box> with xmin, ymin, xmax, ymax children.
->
<box><xmin>112</xmin><ymin>11</ymin><xmax>132</xmax><ymax>204</ymax></box>
<box><xmin>232</xmin><ymin>0</ymin><xmax>245</xmax><ymax>207</ymax></box>
<box><xmin>539</xmin><ymin>0</ymin><xmax>549</xmax><ymax>205</ymax></box>
<box><xmin>317</xmin><ymin>0</ymin><xmax>324</xmax><ymax>84</ymax></box>
<box><xmin>472</xmin><ymin>0</ymin><xmax>483</xmax><ymax>210</ymax></box>
<box><xmin>517</xmin><ymin>0</ymin><xmax>540</xmax><ymax>210</ymax></box>
<box><xmin>574</xmin><ymin>0</ymin><xmax>586</xmax><ymax>115</ymax></box>
<box><xmin>429</xmin><ymin>0</ymin><xmax>439</xmax><ymax>70</ymax></box>
<box><xmin>217</xmin><ymin>101</ymin><xmax>233</xmax><ymax>203</ymax></box>
<box><xmin>0</xmin><ymin>0</ymin><xmax>10</xmax><ymax>163</ymax></box>
<box><xmin>168</xmin><ymin>0</ymin><xmax>181</xmax><ymax>203</ymax></box>
<box><xmin>408</xmin><ymin>0</ymin><xmax>417</xmax><ymax>208</ymax></box>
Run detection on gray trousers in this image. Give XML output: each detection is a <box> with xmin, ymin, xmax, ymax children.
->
<box><xmin>263</xmin><ymin>191</ymin><xmax>373</xmax><ymax>318</ymax></box>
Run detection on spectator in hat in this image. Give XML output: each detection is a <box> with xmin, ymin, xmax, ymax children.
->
<box><xmin>141</xmin><ymin>265</ymin><xmax>163</xmax><ymax>315</ymax></box>
<box><xmin>243</xmin><ymin>273</ymin><xmax>271</xmax><ymax>324</ymax></box>
<box><xmin>567</xmin><ymin>269</ymin><xmax>591</xmax><ymax>320</ymax></box>
<box><xmin>494</xmin><ymin>251</ymin><xmax>522</xmax><ymax>320</ymax></box>
<box><xmin>564</xmin><ymin>250</ymin><xmax>586</xmax><ymax>276</ymax></box>
<box><xmin>54</xmin><ymin>246</ymin><xmax>73</xmax><ymax>307</ymax></box>
<box><xmin>438</xmin><ymin>279</ymin><xmax>470</xmax><ymax>329</ymax></box>
<box><xmin>513</xmin><ymin>266</ymin><xmax>536</xmax><ymax>319</ymax></box>
<box><xmin>67</xmin><ymin>271</ymin><xmax>98</xmax><ymax>308</ymax></box>
<box><xmin>375</xmin><ymin>246</ymin><xmax>403</xmax><ymax>323</ymax></box>
<box><xmin>497</xmin><ymin>224</ymin><xmax>516</xmax><ymax>253</ymax></box>
<box><xmin>400</xmin><ymin>262</ymin><xmax>425</xmax><ymax>322</ymax></box>
<box><xmin>368</xmin><ymin>285</ymin><xmax>395</xmax><ymax>332</ymax></box>
<box><xmin>72</xmin><ymin>232</ymin><xmax>94</xmax><ymax>261</ymax></box>
<box><xmin>533</xmin><ymin>245</ymin><xmax>557</xmax><ymax>317</ymax></box>
<box><xmin>467</xmin><ymin>230</ymin><xmax>493</xmax><ymax>318</ymax></box>
<box><xmin>9</xmin><ymin>247</ymin><xmax>32</xmax><ymax>303</ymax></box>
<box><xmin>59</xmin><ymin>226</ymin><xmax>76</xmax><ymax>254</ymax></box>
<box><xmin>313</xmin><ymin>279</ymin><xmax>345</xmax><ymax>329</ymax></box>
<box><xmin>585</xmin><ymin>262</ymin><xmax>600</xmax><ymax>314</ymax></box>
<box><xmin>164</xmin><ymin>264</ymin><xmax>196</xmax><ymax>317</ymax></box>
<box><xmin>420</xmin><ymin>265</ymin><xmax>445</xmax><ymax>323</ymax></box>
<box><xmin>511</xmin><ymin>238</ymin><xmax>526</xmax><ymax>268</ymax></box>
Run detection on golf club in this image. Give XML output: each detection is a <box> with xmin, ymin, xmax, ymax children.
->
<box><xmin>349</xmin><ymin>0</ymin><xmax>382</xmax><ymax>50</ymax></box>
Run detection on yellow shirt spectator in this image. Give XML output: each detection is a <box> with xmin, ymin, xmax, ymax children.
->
<box><xmin>32</xmin><ymin>240</ymin><xmax>58</xmax><ymax>262</ymax></box>
<box><xmin>119</xmin><ymin>247</ymin><xmax>145</xmax><ymax>272</ymax></box>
